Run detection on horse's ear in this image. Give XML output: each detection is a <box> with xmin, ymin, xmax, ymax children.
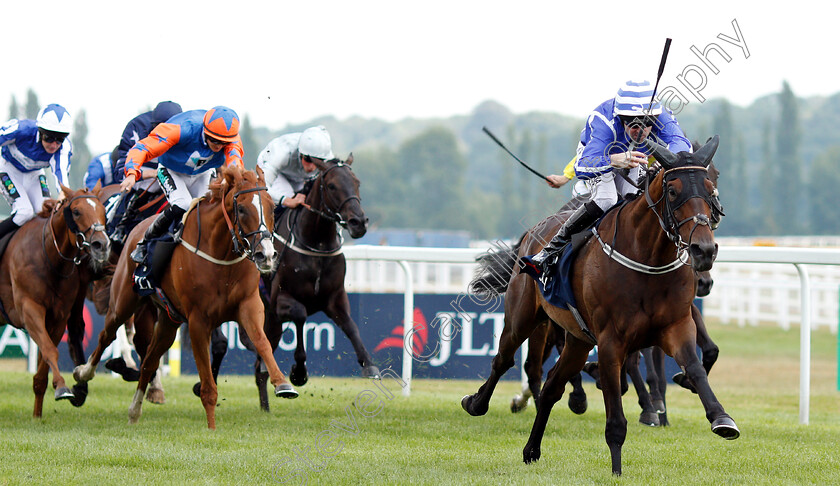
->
<box><xmin>93</xmin><ymin>180</ymin><xmax>102</xmax><ymax>194</ymax></box>
<box><xmin>255</xmin><ymin>165</ymin><xmax>266</xmax><ymax>184</ymax></box>
<box><xmin>644</xmin><ymin>138</ymin><xmax>679</xmax><ymax>169</ymax></box>
<box><xmin>694</xmin><ymin>135</ymin><xmax>720</xmax><ymax>168</ymax></box>
<box><xmin>309</xmin><ymin>157</ymin><xmax>329</xmax><ymax>172</ymax></box>
<box><xmin>345</xmin><ymin>153</ymin><xmax>354</xmax><ymax>166</ymax></box>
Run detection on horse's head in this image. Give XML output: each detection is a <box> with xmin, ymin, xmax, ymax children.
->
<box><xmin>307</xmin><ymin>154</ymin><xmax>368</xmax><ymax>238</ymax></box>
<box><xmin>211</xmin><ymin>165</ymin><xmax>277</xmax><ymax>274</ymax></box>
<box><xmin>645</xmin><ymin>136</ymin><xmax>720</xmax><ymax>272</ymax></box>
<box><xmin>50</xmin><ymin>184</ymin><xmax>111</xmax><ymax>271</ymax></box>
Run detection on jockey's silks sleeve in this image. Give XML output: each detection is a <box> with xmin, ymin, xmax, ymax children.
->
<box><xmin>124</xmin><ymin>122</ymin><xmax>181</xmax><ymax>181</ymax></box>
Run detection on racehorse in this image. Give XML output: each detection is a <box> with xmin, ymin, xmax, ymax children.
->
<box><xmin>74</xmin><ymin>165</ymin><xmax>296</xmax><ymax>429</ymax></box>
<box><xmin>0</xmin><ymin>185</ymin><xmax>110</xmax><ymax>417</ymax></box>
<box><xmin>234</xmin><ymin>154</ymin><xmax>380</xmax><ymax>411</ymax></box>
<box><xmin>461</xmin><ymin>136</ymin><xmax>738</xmax><ymax>475</ymax></box>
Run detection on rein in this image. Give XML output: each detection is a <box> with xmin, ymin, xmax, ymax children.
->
<box><xmin>180</xmin><ymin>185</ymin><xmax>272</xmax><ymax>266</ymax></box>
<box><xmin>592</xmin><ymin>165</ymin><xmax>712</xmax><ymax>274</ymax></box>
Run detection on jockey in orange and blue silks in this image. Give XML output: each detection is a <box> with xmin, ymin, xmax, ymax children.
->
<box><xmin>120</xmin><ymin>106</ymin><xmax>244</xmax><ymax>263</ymax></box>
<box><xmin>0</xmin><ymin>104</ymin><xmax>74</xmax><ymax>240</ymax></box>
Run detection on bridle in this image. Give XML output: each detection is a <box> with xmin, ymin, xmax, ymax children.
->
<box><xmin>43</xmin><ymin>193</ymin><xmax>108</xmax><ymax>270</ymax></box>
<box><xmin>302</xmin><ymin>162</ymin><xmax>360</xmax><ymax>229</ymax></box>
<box><xmin>219</xmin><ymin>185</ymin><xmax>273</xmax><ymax>262</ymax></box>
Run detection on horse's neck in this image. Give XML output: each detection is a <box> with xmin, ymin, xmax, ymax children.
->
<box><xmin>189</xmin><ymin>198</ymin><xmax>237</xmax><ymax>257</ymax></box>
<box><xmin>295</xmin><ymin>186</ymin><xmax>340</xmax><ymax>249</ymax></box>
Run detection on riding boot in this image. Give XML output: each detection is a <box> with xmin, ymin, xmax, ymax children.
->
<box><xmin>528</xmin><ymin>200</ymin><xmax>605</xmax><ymax>274</ymax></box>
<box><xmin>0</xmin><ymin>217</ymin><xmax>20</xmax><ymax>241</ymax></box>
<box><xmin>130</xmin><ymin>205</ymin><xmax>186</xmax><ymax>263</ymax></box>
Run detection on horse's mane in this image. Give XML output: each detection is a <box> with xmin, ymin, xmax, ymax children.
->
<box><xmin>207</xmin><ymin>165</ymin><xmax>260</xmax><ymax>203</ymax></box>
<box><xmin>38</xmin><ymin>199</ymin><xmax>58</xmax><ymax>218</ymax></box>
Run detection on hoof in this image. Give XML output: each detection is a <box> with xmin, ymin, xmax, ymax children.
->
<box><xmin>639</xmin><ymin>411</ymin><xmax>661</xmax><ymax>427</ymax></box>
<box><xmin>461</xmin><ymin>395</ymin><xmax>487</xmax><ymax>416</ymax></box>
<box><xmin>55</xmin><ymin>387</ymin><xmax>75</xmax><ymax>401</ymax></box>
<box><xmin>69</xmin><ymin>383</ymin><xmax>88</xmax><ymax>407</ymax></box>
<box><xmin>653</xmin><ymin>399</ymin><xmax>666</xmax><ymax>414</ymax></box>
<box><xmin>275</xmin><ymin>383</ymin><xmax>299</xmax><ymax>399</ymax></box>
<box><xmin>510</xmin><ymin>395</ymin><xmax>528</xmax><ymax>413</ymax></box>
<box><xmin>672</xmin><ymin>372</ymin><xmax>698</xmax><ymax>393</ymax></box>
<box><xmin>568</xmin><ymin>394</ymin><xmax>588</xmax><ymax>415</ymax></box>
<box><xmin>105</xmin><ymin>358</ymin><xmax>140</xmax><ymax>382</ymax></box>
<box><xmin>362</xmin><ymin>365</ymin><xmax>381</xmax><ymax>380</ymax></box>
<box><xmin>523</xmin><ymin>445</ymin><xmax>541</xmax><ymax>464</ymax></box>
<box><xmin>146</xmin><ymin>388</ymin><xmax>166</xmax><ymax>404</ymax></box>
<box><xmin>711</xmin><ymin>415</ymin><xmax>740</xmax><ymax>440</ymax></box>
<box><xmin>192</xmin><ymin>382</ymin><xmax>201</xmax><ymax>397</ymax></box>
<box><xmin>289</xmin><ymin>364</ymin><xmax>309</xmax><ymax>387</ymax></box>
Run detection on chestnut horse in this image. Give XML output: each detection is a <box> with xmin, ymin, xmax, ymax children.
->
<box><xmin>0</xmin><ymin>186</ymin><xmax>110</xmax><ymax>417</ymax></box>
<box><xmin>461</xmin><ymin>136</ymin><xmax>738</xmax><ymax>475</ymax></box>
<box><xmin>235</xmin><ymin>154</ymin><xmax>379</xmax><ymax>411</ymax></box>
<box><xmin>74</xmin><ymin>165</ymin><xmax>297</xmax><ymax>429</ymax></box>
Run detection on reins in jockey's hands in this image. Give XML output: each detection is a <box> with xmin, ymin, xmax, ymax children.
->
<box><xmin>610</xmin><ymin>151</ymin><xmax>649</xmax><ymax>169</ymax></box>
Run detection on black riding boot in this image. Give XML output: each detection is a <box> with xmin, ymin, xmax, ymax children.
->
<box><xmin>0</xmin><ymin>217</ymin><xmax>20</xmax><ymax>241</ymax></box>
<box><xmin>130</xmin><ymin>205</ymin><xmax>186</xmax><ymax>263</ymax></box>
<box><xmin>529</xmin><ymin>200</ymin><xmax>605</xmax><ymax>273</ymax></box>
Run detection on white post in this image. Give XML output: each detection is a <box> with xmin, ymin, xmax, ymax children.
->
<box><xmin>794</xmin><ymin>264</ymin><xmax>810</xmax><ymax>425</ymax></box>
<box><xmin>398</xmin><ymin>260</ymin><xmax>414</xmax><ymax>397</ymax></box>
<box><xmin>27</xmin><ymin>337</ymin><xmax>37</xmax><ymax>373</ymax></box>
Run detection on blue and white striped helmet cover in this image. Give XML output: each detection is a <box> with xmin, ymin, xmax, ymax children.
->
<box><xmin>613</xmin><ymin>80</ymin><xmax>662</xmax><ymax>117</ymax></box>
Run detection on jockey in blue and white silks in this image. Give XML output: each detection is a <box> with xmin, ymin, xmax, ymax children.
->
<box><xmin>525</xmin><ymin>80</ymin><xmax>691</xmax><ymax>276</ymax></box>
<box><xmin>0</xmin><ymin>104</ymin><xmax>73</xmax><ymax>239</ymax></box>
<box><xmin>84</xmin><ymin>150</ymin><xmax>119</xmax><ymax>190</ymax></box>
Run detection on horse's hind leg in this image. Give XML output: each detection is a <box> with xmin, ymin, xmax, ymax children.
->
<box><xmin>511</xmin><ymin>321</ymin><xmax>549</xmax><ymax>413</ymax></box>
<box><xmin>554</xmin><ymin>327</ymin><xmax>587</xmax><ymax>415</ymax></box>
<box><xmin>67</xmin><ymin>292</ymin><xmax>89</xmax><ymax>407</ymax></box>
<box><xmin>627</xmin><ymin>351</ymin><xmax>659</xmax><ymax>427</ymax></box>
<box><xmin>32</xmin><ymin>355</ymin><xmax>48</xmax><ymax>418</ymax></box>
<box><xmin>130</xmin><ymin>304</ymin><xmax>166</xmax><ymax>405</ymax></box>
<box><xmin>326</xmin><ymin>291</ymin><xmax>380</xmax><ymax>380</ymax></box>
<box><xmin>662</xmin><ymin>321</ymin><xmax>739</xmax><ymax>440</ymax></box>
<box><xmin>462</xmin><ymin>277</ymin><xmax>541</xmax><ymax>417</ymax></box>
<box><xmin>129</xmin><ymin>316</ymin><xmax>179</xmax><ymax>426</ymax></box>
<box><xmin>523</xmin><ymin>334</ymin><xmax>592</xmax><ymax>464</ymax></box>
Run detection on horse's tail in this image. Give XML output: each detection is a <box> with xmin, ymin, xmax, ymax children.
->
<box><xmin>468</xmin><ymin>233</ymin><xmax>525</xmax><ymax>296</ymax></box>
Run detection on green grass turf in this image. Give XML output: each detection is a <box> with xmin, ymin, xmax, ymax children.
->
<box><xmin>0</xmin><ymin>322</ymin><xmax>838</xmax><ymax>485</ymax></box>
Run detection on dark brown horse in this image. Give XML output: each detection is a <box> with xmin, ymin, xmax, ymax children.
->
<box><xmin>74</xmin><ymin>165</ymin><xmax>296</xmax><ymax>429</ymax></box>
<box><xmin>236</xmin><ymin>154</ymin><xmax>379</xmax><ymax>411</ymax></box>
<box><xmin>461</xmin><ymin>136</ymin><xmax>738</xmax><ymax>475</ymax></box>
<box><xmin>0</xmin><ymin>186</ymin><xmax>110</xmax><ymax>417</ymax></box>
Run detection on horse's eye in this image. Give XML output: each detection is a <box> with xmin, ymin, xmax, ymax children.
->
<box><xmin>72</xmin><ymin>209</ymin><xmax>81</xmax><ymax>217</ymax></box>
<box><xmin>667</xmin><ymin>186</ymin><xmax>677</xmax><ymax>200</ymax></box>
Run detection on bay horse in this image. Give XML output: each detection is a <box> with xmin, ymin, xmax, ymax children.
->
<box><xmin>0</xmin><ymin>185</ymin><xmax>110</xmax><ymax>417</ymax></box>
<box><xmin>74</xmin><ymin>165</ymin><xmax>296</xmax><ymax>429</ymax></box>
<box><xmin>235</xmin><ymin>154</ymin><xmax>379</xmax><ymax>411</ymax></box>
<box><xmin>461</xmin><ymin>136</ymin><xmax>738</xmax><ymax>475</ymax></box>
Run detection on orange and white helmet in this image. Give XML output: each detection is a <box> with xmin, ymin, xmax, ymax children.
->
<box><xmin>203</xmin><ymin>106</ymin><xmax>240</xmax><ymax>142</ymax></box>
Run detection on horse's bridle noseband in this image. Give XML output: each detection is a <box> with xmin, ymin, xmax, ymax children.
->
<box><xmin>221</xmin><ymin>185</ymin><xmax>273</xmax><ymax>261</ymax></box>
<box><xmin>46</xmin><ymin>194</ymin><xmax>107</xmax><ymax>265</ymax></box>
<box><xmin>644</xmin><ymin>165</ymin><xmax>716</xmax><ymax>254</ymax></box>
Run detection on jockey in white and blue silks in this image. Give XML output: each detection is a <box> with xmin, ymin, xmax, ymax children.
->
<box><xmin>0</xmin><ymin>104</ymin><xmax>74</xmax><ymax>240</ymax></box>
<box><xmin>119</xmin><ymin>106</ymin><xmax>244</xmax><ymax>263</ymax></box>
<box><xmin>527</xmin><ymin>80</ymin><xmax>691</xmax><ymax>275</ymax></box>
<box><xmin>84</xmin><ymin>149</ymin><xmax>119</xmax><ymax>190</ymax></box>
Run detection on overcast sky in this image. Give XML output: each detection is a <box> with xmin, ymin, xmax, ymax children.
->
<box><xmin>3</xmin><ymin>1</ymin><xmax>836</xmax><ymax>154</ymax></box>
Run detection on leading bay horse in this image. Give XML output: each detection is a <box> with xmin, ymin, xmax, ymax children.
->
<box><xmin>237</xmin><ymin>154</ymin><xmax>380</xmax><ymax>411</ymax></box>
<box><xmin>0</xmin><ymin>185</ymin><xmax>110</xmax><ymax>417</ymax></box>
<box><xmin>461</xmin><ymin>136</ymin><xmax>738</xmax><ymax>475</ymax></box>
<box><xmin>74</xmin><ymin>165</ymin><xmax>296</xmax><ymax>429</ymax></box>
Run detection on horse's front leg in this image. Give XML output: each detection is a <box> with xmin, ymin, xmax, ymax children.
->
<box><xmin>19</xmin><ymin>299</ymin><xmax>73</xmax><ymax>407</ymax></box>
<box><xmin>238</xmin><ymin>293</ymin><xmax>297</xmax><ymax>400</ymax></box>
<box><xmin>663</xmin><ymin>319</ymin><xmax>739</xmax><ymax>440</ymax></box>
<box><xmin>272</xmin><ymin>293</ymin><xmax>310</xmax><ymax>387</ymax></box>
<box><xmin>326</xmin><ymin>290</ymin><xmax>380</xmax><ymax>380</ymax></box>
<box><xmin>129</xmin><ymin>315</ymin><xmax>178</xmax><ymax>426</ymax></box>
<box><xmin>522</xmin><ymin>333</ymin><xmax>592</xmax><ymax>464</ymax></box>
<box><xmin>595</xmin><ymin>341</ymin><xmax>629</xmax><ymax>476</ymax></box>
<box><xmin>66</xmin><ymin>290</ymin><xmax>90</xmax><ymax>407</ymax></box>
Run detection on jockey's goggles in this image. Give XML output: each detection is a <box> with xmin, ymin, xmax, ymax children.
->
<box><xmin>39</xmin><ymin>129</ymin><xmax>67</xmax><ymax>144</ymax></box>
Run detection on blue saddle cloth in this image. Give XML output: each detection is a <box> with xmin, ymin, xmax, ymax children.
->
<box><xmin>520</xmin><ymin>240</ymin><xmax>580</xmax><ymax>310</ymax></box>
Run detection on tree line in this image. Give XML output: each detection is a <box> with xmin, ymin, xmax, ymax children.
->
<box><xmin>7</xmin><ymin>81</ymin><xmax>839</xmax><ymax>240</ymax></box>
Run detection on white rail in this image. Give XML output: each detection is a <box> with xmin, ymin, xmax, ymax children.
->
<box><xmin>343</xmin><ymin>244</ymin><xmax>840</xmax><ymax>424</ymax></box>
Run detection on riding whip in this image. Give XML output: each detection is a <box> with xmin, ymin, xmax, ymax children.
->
<box><xmin>482</xmin><ymin>126</ymin><xmax>549</xmax><ymax>182</ymax></box>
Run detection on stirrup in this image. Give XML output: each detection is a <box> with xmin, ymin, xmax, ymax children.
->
<box><xmin>130</xmin><ymin>243</ymin><xmax>146</xmax><ymax>263</ymax></box>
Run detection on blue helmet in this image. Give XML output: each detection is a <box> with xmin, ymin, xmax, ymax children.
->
<box><xmin>613</xmin><ymin>80</ymin><xmax>662</xmax><ymax>117</ymax></box>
